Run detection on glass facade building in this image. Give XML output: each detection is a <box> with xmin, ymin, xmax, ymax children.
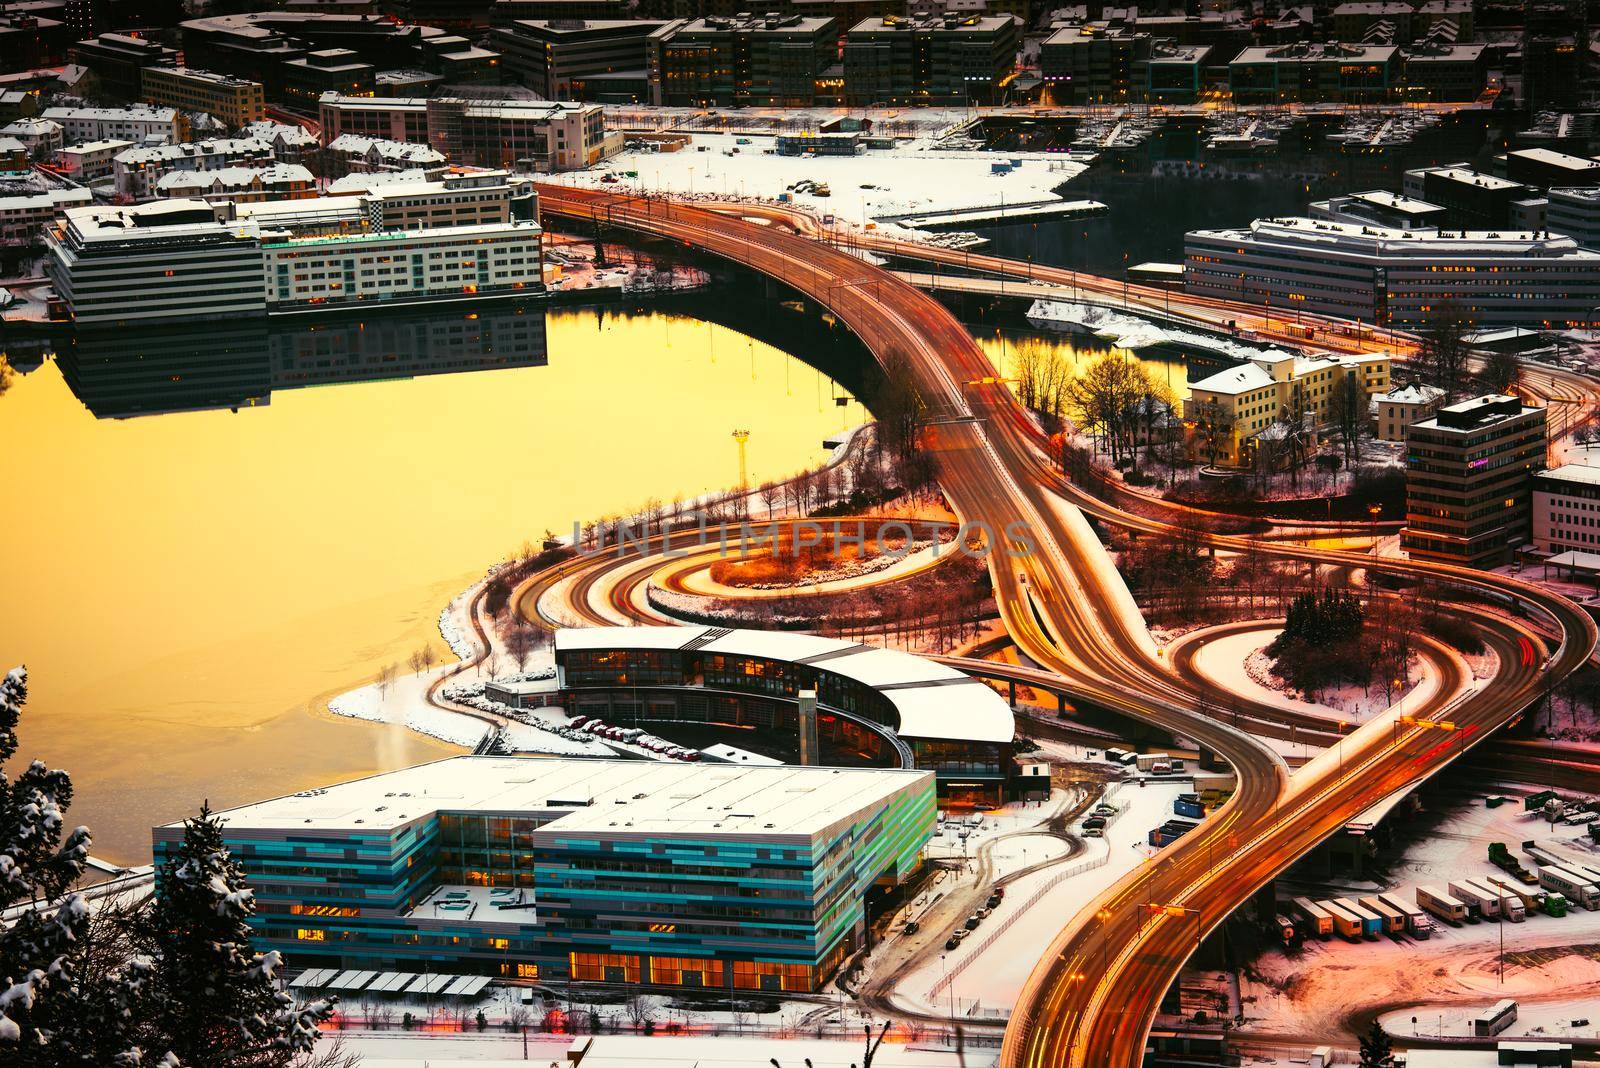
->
<box><xmin>153</xmin><ymin>756</ymin><xmax>935</xmax><ymax>992</ymax></box>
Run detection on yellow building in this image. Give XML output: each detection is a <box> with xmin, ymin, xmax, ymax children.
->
<box><xmin>141</xmin><ymin>67</ymin><xmax>265</xmax><ymax>129</ymax></box>
<box><xmin>1185</xmin><ymin>350</ymin><xmax>1392</xmax><ymax>465</ymax></box>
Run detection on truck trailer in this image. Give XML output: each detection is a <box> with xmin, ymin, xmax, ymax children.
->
<box><xmin>1463</xmin><ymin>877</ymin><xmax>1526</xmax><ymax>922</ymax></box>
<box><xmin>1538</xmin><ymin>865</ymin><xmax>1600</xmax><ymax>910</ymax></box>
<box><xmin>1416</xmin><ymin>885</ymin><xmax>1468</xmax><ymax>926</ymax></box>
<box><xmin>1333</xmin><ymin>897</ymin><xmax>1384</xmax><ymax>939</ymax></box>
<box><xmin>1358</xmin><ymin>895</ymin><xmax>1407</xmax><ymax>935</ymax></box>
<box><xmin>1448</xmin><ymin>879</ymin><xmax>1501</xmax><ymax>921</ymax></box>
<box><xmin>1292</xmin><ymin>897</ymin><xmax>1334</xmax><ymax>939</ymax></box>
<box><xmin>1375</xmin><ymin>891</ymin><xmax>1435</xmax><ymax>938</ymax></box>
<box><xmin>1318</xmin><ymin>899</ymin><xmax>1367</xmax><ymax>942</ymax></box>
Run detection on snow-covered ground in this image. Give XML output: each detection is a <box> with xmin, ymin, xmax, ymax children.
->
<box><xmin>341</xmin><ymin>1032</ymin><xmax>994</xmax><ymax>1066</ymax></box>
<box><xmin>897</xmin><ymin>780</ymin><xmax>1187</xmax><ymax>1017</ymax></box>
<box><xmin>1027</xmin><ymin>298</ymin><xmax>1297</xmax><ymax>363</ymax></box>
<box><xmin>546</xmin><ymin>131</ymin><xmax>1085</xmax><ymax>228</ymax></box>
<box><xmin>1241</xmin><ymin>785</ymin><xmax>1600</xmax><ymax>1044</ymax></box>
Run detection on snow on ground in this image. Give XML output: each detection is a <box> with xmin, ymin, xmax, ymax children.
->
<box><xmin>342</xmin><ymin>1032</ymin><xmax>994</xmax><ymax>1066</ymax></box>
<box><xmin>1027</xmin><ymin>298</ymin><xmax>1297</xmax><ymax>362</ymax></box>
<box><xmin>898</xmin><ymin>780</ymin><xmax>1187</xmax><ymax>1016</ymax></box>
<box><xmin>1240</xmin><ymin>785</ymin><xmax>1600</xmax><ymax>1044</ymax></box>
<box><xmin>547</xmin><ymin>131</ymin><xmax>1085</xmax><ymax>227</ymax></box>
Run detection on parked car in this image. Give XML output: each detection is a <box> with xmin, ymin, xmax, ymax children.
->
<box><xmin>903</xmin><ymin>921</ymin><xmax>920</xmax><ymax>936</ymax></box>
<box><xmin>945</xmin><ymin>935</ymin><xmax>963</xmax><ymax>950</ymax></box>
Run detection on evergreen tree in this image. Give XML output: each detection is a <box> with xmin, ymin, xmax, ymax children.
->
<box><xmin>1358</xmin><ymin>1020</ymin><xmax>1396</xmax><ymax>1068</ymax></box>
<box><xmin>138</xmin><ymin>804</ymin><xmax>334</xmax><ymax>1066</ymax></box>
<box><xmin>0</xmin><ymin>666</ymin><xmax>94</xmax><ymax>1047</ymax></box>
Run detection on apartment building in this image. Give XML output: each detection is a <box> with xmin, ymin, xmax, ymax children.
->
<box><xmin>41</xmin><ymin>104</ymin><xmax>185</xmax><ymax>145</ymax></box>
<box><xmin>1532</xmin><ymin>464</ymin><xmax>1600</xmax><ymax>554</ymax></box>
<box><xmin>1374</xmin><ymin>381</ymin><xmax>1445</xmax><ymax>441</ymax></box>
<box><xmin>153</xmin><ymin>757</ymin><xmax>934</xmax><ymax>990</ymax></box>
<box><xmin>0</xmin><ymin>185</ymin><xmax>91</xmax><ymax>243</ymax></box>
<box><xmin>842</xmin><ymin>13</ymin><xmax>1020</xmax><ymax>107</ymax></box>
<box><xmin>56</xmin><ymin>137</ymin><xmax>130</xmax><ymax>180</ymax></box>
<box><xmin>318</xmin><ymin>93</ymin><xmax>617</xmax><ymax>171</ymax></box>
<box><xmin>0</xmin><ymin>117</ymin><xmax>62</xmax><ymax>156</ymax></box>
<box><xmin>1184</xmin><ymin>217</ymin><xmax>1600</xmax><ymax>328</ymax></box>
<box><xmin>655</xmin><ymin>13</ymin><xmax>838</xmax><ymax>107</ymax></box>
<box><xmin>1399</xmin><ymin>40</ymin><xmax>1486</xmax><ymax>102</ymax></box>
<box><xmin>113</xmin><ymin>138</ymin><xmax>281</xmax><ymax>200</ymax></box>
<box><xmin>325</xmin><ymin>133</ymin><xmax>446</xmax><ymax>177</ymax></box>
<box><xmin>1402</xmin><ymin>394</ymin><xmax>1547</xmax><ymax>566</ymax></box>
<box><xmin>1330</xmin><ymin>1</ymin><xmax>1415</xmax><ymax>43</ymax></box>
<box><xmin>1040</xmin><ymin>26</ymin><xmax>1206</xmax><ymax>104</ymax></box>
<box><xmin>1183</xmin><ymin>350</ymin><xmax>1391</xmax><ymax>465</ymax></box>
<box><xmin>140</xmin><ymin>67</ymin><xmax>266</xmax><ymax>128</ymax></box>
<box><xmin>492</xmin><ymin>18</ymin><xmax>671</xmax><ymax>102</ymax></box>
<box><xmin>1229</xmin><ymin>42</ymin><xmax>1398</xmax><ymax>104</ymax></box>
<box><xmin>156</xmin><ymin>164</ymin><xmax>317</xmax><ymax>203</ymax></box>
<box><xmin>45</xmin><ymin>180</ymin><xmax>543</xmax><ymax>326</ymax></box>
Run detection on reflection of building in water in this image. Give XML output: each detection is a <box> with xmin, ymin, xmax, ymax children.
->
<box><xmin>57</xmin><ymin>302</ymin><xmax>549</xmax><ymax>419</ymax></box>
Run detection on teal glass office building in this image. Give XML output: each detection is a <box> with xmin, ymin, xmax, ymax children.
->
<box><xmin>152</xmin><ymin>756</ymin><xmax>935</xmax><ymax>992</ymax></box>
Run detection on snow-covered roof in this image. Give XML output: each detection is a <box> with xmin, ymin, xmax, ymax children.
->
<box><xmin>191</xmin><ymin>756</ymin><xmax>932</xmax><ymax>840</ymax></box>
<box><xmin>1191</xmin><ymin>363</ymin><xmax>1276</xmax><ymax>396</ymax></box>
<box><xmin>1536</xmin><ymin>463</ymin><xmax>1600</xmax><ymax>488</ymax></box>
<box><xmin>1381</xmin><ymin>382</ymin><xmax>1444</xmax><ymax>405</ymax></box>
<box><xmin>556</xmin><ymin>626</ymin><xmax>1014</xmax><ymax>743</ymax></box>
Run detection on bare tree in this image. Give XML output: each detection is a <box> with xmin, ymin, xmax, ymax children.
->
<box><xmin>1190</xmin><ymin>396</ymin><xmax>1236</xmax><ymax>466</ymax></box>
<box><xmin>420</xmin><ymin>644</ymin><xmax>437</xmax><ymax>672</ymax></box>
<box><xmin>1330</xmin><ymin>373</ymin><xmax>1368</xmax><ymax>463</ymax></box>
<box><xmin>1479</xmin><ymin>348</ymin><xmax>1521</xmax><ymax>396</ymax></box>
<box><xmin>375</xmin><ymin>662</ymin><xmax>398</xmax><ymax>698</ymax></box>
<box><xmin>407</xmin><ymin>649</ymin><xmax>425</xmax><ymax>675</ymax></box>
<box><xmin>1415</xmin><ymin>298</ymin><xmax>1477</xmax><ymax>401</ymax></box>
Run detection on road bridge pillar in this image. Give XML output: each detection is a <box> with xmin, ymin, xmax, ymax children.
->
<box><xmin>1008</xmin><ymin>680</ymin><xmax>1016</xmax><ymax>707</ymax></box>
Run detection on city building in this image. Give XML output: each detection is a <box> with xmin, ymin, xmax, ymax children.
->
<box><xmin>317</xmin><ymin>92</ymin><xmax>430</xmax><ymax>143</ymax></box>
<box><xmin>0</xmin><ymin>116</ymin><xmax>61</xmax><ymax>156</ymax></box>
<box><xmin>492</xmin><ymin>18</ymin><xmax>671</xmax><ymax>102</ymax></box>
<box><xmin>1184</xmin><ymin>217</ymin><xmax>1600</xmax><ymax>328</ymax></box>
<box><xmin>56</xmin><ymin>137</ymin><xmax>130</xmax><ymax>180</ymax></box>
<box><xmin>491</xmin><ymin>0</ymin><xmax>636</xmax><ymax>21</ymax></box>
<box><xmin>180</xmin><ymin>11</ymin><xmax>503</xmax><ymax>102</ymax></box>
<box><xmin>550</xmin><ymin>626</ymin><xmax>1017</xmax><ymax>806</ymax></box>
<box><xmin>1229</xmin><ymin>42</ymin><xmax>1398</xmax><ymax>104</ymax></box>
<box><xmin>241</xmin><ymin>120</ymin><xmax>322</xmax><ymax>167</ymax></box>
<box><xmin>113</xmin><ymin>137</ymin><xmax>281</xmax><ymax>200</ymax></box>
<box><xmin>0</xmin><ymin>185</ymin><xmax>91</xmax><ymax>243</ymax></box>
<box><xmin>0</xmin><ymin>12</ymin><xmax>70</xmax><ymax>70</ymax></box>
<box><xmin>0</xmin><ymin>86</ymin><xmax>41</xmax><ymax>125</ymax></box>
<box><xmin>656</xmin><ymin>14</ymin><xmax>839</xmax><ymax>107</ymax></box>
<box><xmin>45</xmin><ymin>180</ymin><xmax>543</xmax><ymax>325</ymax></box>
<box><xmin>1531</xmin><ymin>463</ymin><xmax>1600</xmax><ymax>554</ymax></box>
<box><xmin>40</xmin><ymin>103</ymin><xmax>184</xmax><ymax>145</ymax></box>
<box><xmin>68</xmin><ymin>31</ymin><xmax>179</xmax><ymax>99</ymax></box>
<box><xmin>1399</xmin><ymin>40</ymin><xmax>1486</xmax><ymax>101</ymax></box>
<box><xmin>1522</xmin><ymin>34</ymin><xmax>1579</xmax><ymax>110</ymax></box>
<box><xmin>140</xmin><ymin>67</ymin><xmax>267</xmax><ymax>128</ymax></box>
<box><xmin>1547</xmin><ymin>187</ymin><xmax>1600</xmax><ymax>247</ymax></box>
<box><xmin>1401</xmin><ymin>394</ymin><xmax>1547</xmax><ymax>566</ymax></box>
<box><xmin>324</xmin><ymin>133</ymin><xmax>446</xmax><ymax>177</ymax></box>
<box><xmin>1402</xmin><ymin>165</ymin><xmax>1534</xmax><ymax>228</ymax></box>
<box><xmin>1501</xmin><ymin>147</ymin><xmax>1600</xmax><ymax>190</ymax></box>
<box><xmin>0</xmin><ymin>136</ymin><xmax>25</xmax><ymax>170</ymax></box>
<box><xmin>153</xmin><ymin>756</ymin><xmax>935</xmax><ymax>990</ymax></box>
<box><xmin>1374</xmin><ymin>380</ymin><xmax>1445</xmax><ymax>441</ymax></box>
<box><xmin>1331</xmin><ymin>1</ymin><xmax>1415</xmax><ymax>43</ymax></box>
<box><xmin>1040</xmin><ymin>25</ymin><xmax>1147</xmax><ymax>103</ymax></box>
<box><xmin>156</xmin><ymin>163</ymin><xmax>317</xmax><ymax>203</ymax></box>
<box><xmin>1310</xmin><ymin>189</ymin><xmax>1448</xmax><ymax>230</ymax></box>
<box><xmin>842</xmin><ymin>13</ymin><xmax>1020</xmax><ymax>107</ymax></box>
<box><xmin>1414</xmin><ymin>0</ymin><xmax>1472</xmax><ymax>37</ymax></box>
<box><xmin>1183</xmin><ymin>350</ymin><xmax>1392</xmax><ymax>466</ymax></box>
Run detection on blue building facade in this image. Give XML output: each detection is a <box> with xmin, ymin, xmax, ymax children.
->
<box><xmin>153</xmin><ymin>756</ymin><xmax>934</xmax><ymax>992</ymax></box>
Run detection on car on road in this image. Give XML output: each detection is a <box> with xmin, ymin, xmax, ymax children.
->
<box><xmin>903</xmin><ymin>921</ymin><xmax>920</xmax><ymax>936</ymax></box>
<box><xmin>945</xmin><ymin>935</ymin><xmax>963</xmax><ymax>950</ymax></box>
<box><xmin>964</xmin><ymin>916</ymin><xmax>981</xmax><ymax>930</ymax></box>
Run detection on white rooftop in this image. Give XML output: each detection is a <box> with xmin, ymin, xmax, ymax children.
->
<box><xmin>1191</xmin><ymin>362</ymin><xmax>1276</xmax><ymax>395</ymax></box>
<box><xmin>1198</xmin><ymin>216</ymin><xmax>1600</xmax><ymax>259</ymax></box>
<box><xmin>557</xmin><ymin>626</ymin><xmax>1013</xmax><ymax>742</ymax></box>
<box><xmin>1537</xmin><ymin>463</ymin><xmax>1600</xmax><ymax>488</ymax></box>
<box><xmin>187</xmin><ymin>756</ymin><xmax>932</xmax><ymax>841</ymax></box>
<box><xmin>1381</xmin><ymin>381</ymin><xmax>1445</xmax><ymax>405</ymax></box>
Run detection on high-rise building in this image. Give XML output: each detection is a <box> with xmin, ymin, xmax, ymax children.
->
<box><xmin>140</xmin><ymin>67</ymin><xmax>267</xmax><ymax>129</ymax></box>
<box><xmin>654</xmin><ymin>13</ymin><xmax>839</xmax><ymax>107</ymax></box>
<box><xmin>492</xmin><ymin>18</ymin><xmax>673</xmax><ymax>101</ymax></box>
<box><xmin>842</xmin><ymin>13</ymin><xmax>1020</xmax><ymax>106</ymax></box>
<box><xmin>1402</xmin><ymin>394</ymin><xmax>1547</xmax><ymax>566</ymax></box>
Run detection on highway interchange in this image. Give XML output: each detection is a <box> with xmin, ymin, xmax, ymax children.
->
<box><xmin>519</xmin><ymin>184</ymin><xmax>1600</xmax><ymax>1066</ymax></box>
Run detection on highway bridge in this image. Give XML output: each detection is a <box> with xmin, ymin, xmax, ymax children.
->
<box><xmin>534</xmin><ymin>185</ymin><xmax>1596</xmax><ymax>1068</ymax></box>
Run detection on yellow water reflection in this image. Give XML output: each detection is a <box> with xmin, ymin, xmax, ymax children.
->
<box><xmin>976</xmin><ymin>330</ymin><xmax>1191</xmax><ymax>403</ymax></box>
<box><xmin>0</xmin><ymin>308</ymin><xmax>862</xmax><ymax>863</ymax></box>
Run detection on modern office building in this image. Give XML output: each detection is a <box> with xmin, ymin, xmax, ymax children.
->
<box><xmin>1184</xmin><ymin>217</ymin><xmax>1600</xmax><ymax>328</ymax></box>
<box><xmin>1523</xmin><ymin>34</ymin><xmax>1580</xmax><ymax>110</ymax></box>
<box><xmin>1040</xmin><ymin>25</ymin><xmax>1147</xmax><ymax>104</ymax></box>
<box><xmin>1374</xmin><ymin>381</ymin><xmax>1445</xmax><ymax>441</ymax></box>
<box><xmin>1399</xmin><ymin>40</ymin><xmax>1486</xmax><ymax>101</ymax></box>
<box><xmin>153</xmin><ymin>756</ymin><xmax>935</xmax><ymax>991</ymax></box>
<box><xmin>45</xmin><ymin>178</ymin><xmax>543</xmax><ymax>326</ymax></box>
<box><xmin>1501</xmin><ymin>147</ymin><xmax>1600</xmax><ymax>190</ymax></box>
<box><xmin>1228</xmin><ymin>42</ymin><xmax>1398</xmax><ymax>104</ymax></box>
<box><xmin>1547</xmin><ymin>187</ymin><xmax>1600</xmax><ymax>248</ymax></box>
<box><xmin>68</xmin><ymin>31</ymin><xmax>180</xmax><ymax>98</ymax></box>
<box><xmin>491</xmin><ymin>0</ymin><xmax>636</xmax><ymax>21</ymax></box>
<box><xmin>842</xmin><ymin>13</ymin><xmax>1020</xmax><ymax>106</ymax></box>
<box><xmin>550</xmin><ymin>626</ymin><xmax>1016</xmax><ymax>806</ymax></box>
<box><xmin>139</xmin><ymin>67</ymin><xmax>266</xmax><ymax>128</ymax></box>
<box><xmin>40</xmin><ymin>103</ymin><xmax>185</xmax><ymax>145</ymax></box>
<box><xmin>317</xmin><ymin>93</ymin><xmax>618</xmax><ymax>172</ymax></box>
<box><xmin>1310</xmin><ymin>190</ymin><xmax>1449</xmax><ymax>230</ymax></box>
<box><xmin>655</xmin><ymin>13</ymin><xmax>839</xmax><ymax>107</ymax></box>
<box><xmin>1531</xmin><ymin>463</ymin><xmax>1600</xmax><ymax>554</ymax></box>
<box><xmin>1402</xmin><ymin>394</ymin><xmax>1547</xmax><ymax>566</ymax></box>
<box><xmin>1183</xmin><ymin>350</ymin><xmax>1392</xmax><ymax>466</ymax></box>
<box><xmin>0</xmin><ymin>12</ymin><xmax>71</xmax><ymax>70</ymax></box>
<box><xmin>1402</xmin><ymin>165</ymin><xmax>1534</xmax><ymax>228</ymax></box>
<box><xmin>492</xmin><ymin>18</ymin><xmax>670</xmax><ymax>101</ymax></box>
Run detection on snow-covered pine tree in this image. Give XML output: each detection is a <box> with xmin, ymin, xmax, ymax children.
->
<box><xmin>141</xmin><ymin>804</ymin><xmax>335</xmax><ymax>1066</ymax></box>
<box><xmin>0</xmin><ymin>665</ymin><xmax>94</xmax><ymax>1048</ymax></box>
